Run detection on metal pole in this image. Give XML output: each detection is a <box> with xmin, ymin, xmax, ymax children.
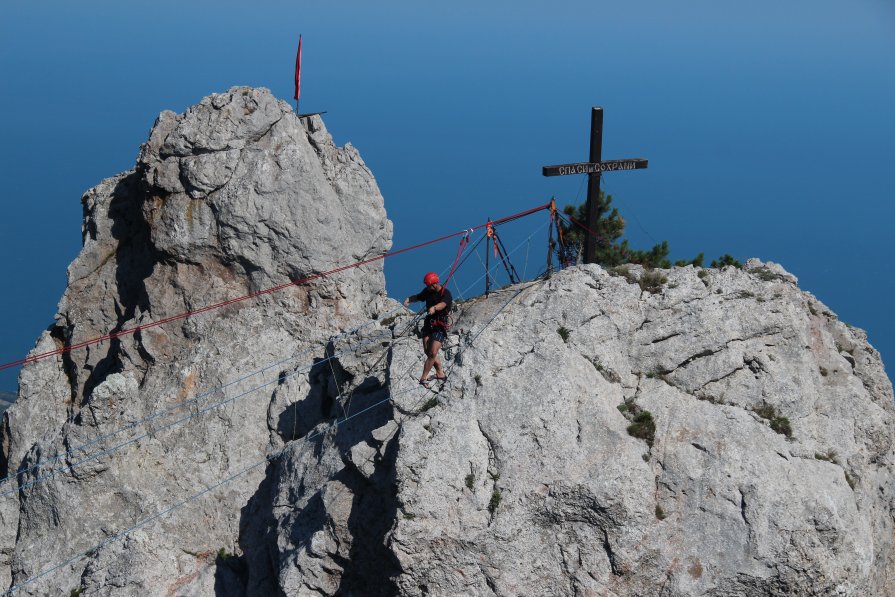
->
<box><xmin>494</xmin><ymin>231</ymin><xmax>520</xmax><ymax>284</ymax></box>
<box><xmin>584</xmin><ymin>107</ymin><xmax>603</xmax><ymax>264</ymax></box>
<box><xmin>485</xmin><ymin>219</ymin><xmax>491</xmax><ymax>297</ymax></box>
<box><xmin>554</xmin><ymin>214</ymin><xmax>566</xmax><ymax>267</ymax></box>
<box><xmin>547</xmin><ymin>207</ymin><xmax>555</xmax><ymax>278</ymax></box>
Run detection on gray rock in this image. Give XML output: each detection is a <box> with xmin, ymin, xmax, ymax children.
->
<box><xmin>259</xmin><ymin>263</ymin><xmax>895</xmax><ymax>596</ymax></box>
<box><xmin>1</xmin><ymin>85</ymin><xmax>893</xmax><ymax>597</ymax></box>
<box><xmin>0</xmin><ymin>86</ymin><xmax>392</xmax><ymax>595</ymax></box>
<box><xmin>0</xmin><ymin>393</ymin><xmax>14</xmax><ymax>417</ymax></box>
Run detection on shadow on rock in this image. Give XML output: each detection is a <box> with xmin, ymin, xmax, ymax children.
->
<box><xmin>233</xmin><ymin>461</ymin><xmax>278</xmax><ymax>596</ymax></box>
<box><xmin>240</xmin><ymin>381</ymin><xmax>401</xmax><ymax>595</ymax></box>
<box><xmin>78</xmin><ymin>171</ymin><xmax>156</xmax><ymax>402</ymax></box>
<box><xmin>275</xmin><ymin>344</ymin><xmax>355</xmax><ymax>443</ymax></box>
<box><xmin>214</xmin><ymin>548</ymin><xmax>249</xmax><ymax>596</ymax></box>
<box><xmin>334</xmin><ymin>415</ymin><xmax>402</xmax><ymax>596</ymax></box>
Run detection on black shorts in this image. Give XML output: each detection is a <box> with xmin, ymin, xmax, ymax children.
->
<box><xmin>421</xmin><ymin>321</ymin><xmax>447</xmax><ymax>343</ymax></box>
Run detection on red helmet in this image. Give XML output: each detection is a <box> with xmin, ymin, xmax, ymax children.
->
<box><xmin>423</xmin><ymin>272</ymin><xmax>439</xmax><ymax>286</ymax></box>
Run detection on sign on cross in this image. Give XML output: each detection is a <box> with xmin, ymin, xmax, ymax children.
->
<box><xmin>542</xmin><ymin>107</ymin><xmax>648</xmax><ymax>264</ymax></box>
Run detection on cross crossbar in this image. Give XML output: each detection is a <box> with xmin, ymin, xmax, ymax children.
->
<box><xmin>542</xmin><ymin>158</ymin><xmax>648</xmax><ymax>177</ymax></box>
<box><xmin>541</xmin><ymin>107</ymin><xmax>648</xmax><ymax>264</ymax></box>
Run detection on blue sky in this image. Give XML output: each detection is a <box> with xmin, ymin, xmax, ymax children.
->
<box><xmin>1</xmin><ymin>0</ymin><xmax>893</xmax><ymax>391</ymax></box>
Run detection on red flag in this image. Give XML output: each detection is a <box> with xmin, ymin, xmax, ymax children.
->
<box><xmin>293</xmin><ymin>35</ymin><xmax>302</xmax><ymax>101</ymax></box>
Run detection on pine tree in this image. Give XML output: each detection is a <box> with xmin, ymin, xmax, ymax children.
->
<box><xmin>710</xmin><ymin>254</ymin><xmax>742</xmax><ymax>268</ymax></box>
<box><xmin>675</xmin><ymin>253</ymin><xmax>705</xmax><ymax>267</ymax></box>
<box><xmin>558</xmin><ymin>191</ymin><xmax>627</xmax><ymax>266</ymax></box>
<box><xmin>557</xmin><ymin>191</ymin><xmax>702</xmax><ymax>269</ymax></box>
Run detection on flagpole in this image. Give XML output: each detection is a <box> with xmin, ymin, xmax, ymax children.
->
<box><xmin>294</xmin><ymin>34</ymin><xmax>302</xmax><ymax>116</ymax></box>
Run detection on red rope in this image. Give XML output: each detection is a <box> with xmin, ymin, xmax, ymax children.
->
<box><xmin>559</xmin><ymin>212</ymin><xmax>599</xmax><ymax>242</ymax></box>
<box><xmin>440</xmin><ymin>231</ymin><xmax>470</xmax><ymax>294</ymax></box>
<box><xmin>1</xmin><ymin>201</ymin><xmax>551</xmax><ymax>372</ymax></box>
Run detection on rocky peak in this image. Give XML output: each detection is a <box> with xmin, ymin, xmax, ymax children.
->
<box><xmin>1</xmin><ymin>87</ymin><xmax>894</xmax><ymax>596</ymax></box>
<box><xmin>0</xmin><ymin>87</ymin><xmax>393</xmax><ymax>593</ymax></box>
<box><xmin>256</xmin><ymin>261</ymin><xmax>895</xmax><ymax>595</ymax></box>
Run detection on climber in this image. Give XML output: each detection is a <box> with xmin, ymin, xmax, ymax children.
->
<box><xmin>403</xmin><ymin>272</ymin><xmax>453</xmax><ymax>389</ymax></box>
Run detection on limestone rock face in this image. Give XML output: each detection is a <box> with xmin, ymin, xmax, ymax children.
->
<box><xmin>2</xmin><ymin>86</ymin><xmax>894</xmax><ymax>597</ymax></box>
<box><xmin>0</xmin><ymin>86</ymin><xmax>392</xmax><ymax>594</ymax></box>
<box><xmin>257</xmin><ymin>263</ymin><xmax>895</xmax><ymax>597</ymax></box>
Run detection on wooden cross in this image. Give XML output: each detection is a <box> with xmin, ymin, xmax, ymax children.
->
<box><xmin>542</xmin><ymin>107</ymin><xmax>648</xmax><ymax>264</ymax></box>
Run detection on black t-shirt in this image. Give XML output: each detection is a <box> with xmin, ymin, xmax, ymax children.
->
<box><xmin>415</xmin><ymin>286</ymin><xmax>453</xmax><ymax>323</ymax></box>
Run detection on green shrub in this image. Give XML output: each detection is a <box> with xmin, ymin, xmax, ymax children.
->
<box><xmin>465</xmin><ymin>472</ymin><xmax>475</xmax><ymax>490</ymax></box>
<box><xmin>753</xmin><ymin>403</ymin><xmax>793</xmax><ymax>437</ymax></box>
<box><xmin>419</xmin><ymin>398</ymin><xmax>438</xmax><ymax>413</ymax></box>
<box><xmin>770</xmin><ymin>416</ymin><xmax>792</xmax><ymax>438</ymax></box>
<box><xmin>609</xmin><ymin>265</ymin><xmax>637</xmax><ymax>284</ymax></box>
<box><xmin>675</xmin><ymin>253</ymin><xmax>705</xmax><ymax>268</ymax></box>
<box><xmin>697</xmin><ymin>269</ymin><xmax>710</xmax><ymax>287</ymax></box>
<box><xmin>711</xmin><ymin>254</ymin><xmax>742</xmax><ymax>269</ymax></box>
<box><xmin>696</xmin><ymin>393</ymin><xmax>724</xmax><ymax>405</ymax></box>
<box><xmin>626</xmin><ymin>410</ymin><xmax>656</xmax><ymax>447</ymax></box>
<box><xmin>814</xmin><ymin>450</ymin><xmax>839</xmax><ymax>464</ymax></box>
<box><xmin>751</xmin><ymin>267</ymin><xmax>786</xmax><ymax>282</ymax></box>
<box><xmin>488</xmin><ymin>489</ymin><xmax>502</xmax><ymax>514</ymax></box>
<box><xmin>644</xmin><ymin>367</ymin><xmax>666</xmax><ymax>380</ymax></box>
<box><xmin>655</xmin><ymin>505</ymin><xmax>667</xmax><ymax>520</ymax></box>
<box><xmin>753</xmin><ymin>403</ymin><xmax>776</xmax><ymax>421</ymax></box>
<box><xmin>557</xmin><ymin>326</ymin><xmax>571</xmax><ymax>343</ymax></box>
<box><xmin>380</xmin><ymin>314</ymin><xmax>399</xmax><ymax>327</ymax></box>
<box><xmin>639</xmin><ymin>270</ymin><xmax>668</xmax><ymax>294</ymax></box>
